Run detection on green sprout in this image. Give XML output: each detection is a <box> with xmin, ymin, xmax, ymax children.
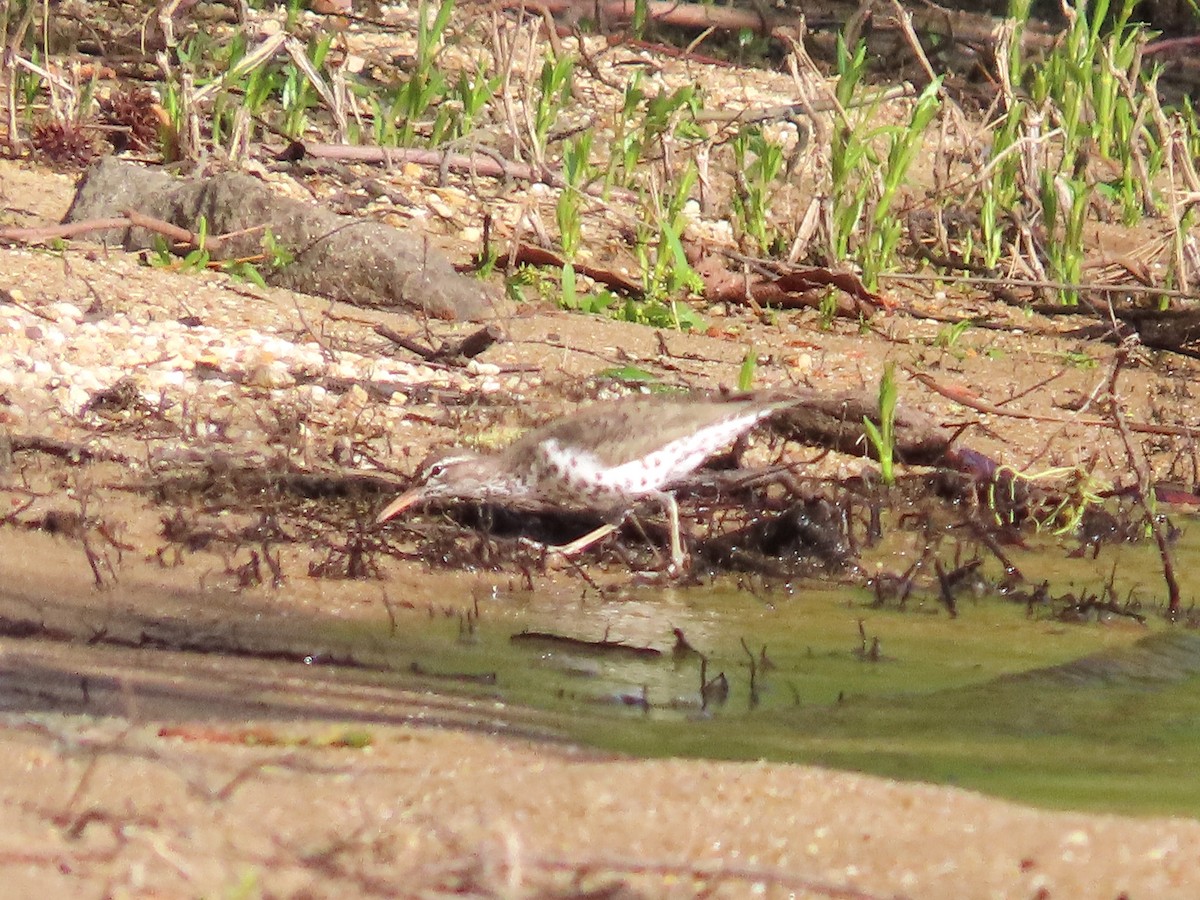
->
<box><xmin>531</xmin><ymin>53</ymin><xmax>574</xmax><ymax>164</ymax></box>
<box><xmin>863</xmin><ymin>362</ymin><xmax>898</xmax><ymax>486</ymax></box>
<box><xmin>738</xmin><ymin>349</ymin><xmax>759</xmax><ymax>391</ymax></box>
<box><xmin>385</xmin><ymin>0</ymin><xmax>454</xmax><ymax>147</ymax></box>
<box><xmin>828</xmin><ymin>37</ymin><xmax>941</xmax><ymax>287</ymax></box>
<box><xmin>732</xmin><ymin>127</ymin><xmax>785</xmax><ymax>255</ymax></box>
<box><xmin>556</xmin><ymin>131</ymin><xmax>594</xmax><ymax>311</ymax></box>
<box><xmin>935</xmin><ymin>319</ymin><xmax>973</xmax><ymax>349</ymax></box>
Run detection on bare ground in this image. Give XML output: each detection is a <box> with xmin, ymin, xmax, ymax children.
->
<box><xmin>4</xmin><ymin>0</ymin><xmax>1200</xmax><ymax>889</ymax></box>
<box><xmin>2</xmin><ymin>146</ymin><xmax>1200</xmax><ymax>898</ymax></box>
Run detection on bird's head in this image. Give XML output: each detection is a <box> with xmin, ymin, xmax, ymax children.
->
<box><xmin>375</xmin><ymin>451</ymin><xmax>504</xmax><ymax>524</ymax></box>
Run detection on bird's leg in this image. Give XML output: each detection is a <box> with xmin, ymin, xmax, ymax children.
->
<box><xmin>623</xmin><ymin>511</ymin><xmax>664</xmax><ymax>566</ymax></box>
<box><xmin>526</xmin><ymin>499</ymin><xmax>687</xmax><ymax>571</ymax></box>
<box><xmin>548</xmin><ymin>521</ymin><xmax>618</xmax><ymax>556</ymax></box>
<box><xmin>626</xmin><ymin>493</ymin><xmax>687</xmax><ymax>572</ymax></box>
<box><xmin>659</xmin><ymin>491</ymin><xmax>687</xmax><ymax>573</ymax></box>
<box><xmin>521</xmin><ymin>513</ymin><xmax>626</xmax><ymax>560</ymax></box>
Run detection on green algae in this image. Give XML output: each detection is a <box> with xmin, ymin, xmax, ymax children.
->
<box><xmin>363</xmin><ymin>520</ymin><xmax>1200</xmax><ymax>816</ymax></box>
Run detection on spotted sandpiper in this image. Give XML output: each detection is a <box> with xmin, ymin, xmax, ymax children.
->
<box><xmin>375</xmin><ymin>391</ymin><xmax>793</xmax><ymax>570</ymax></box>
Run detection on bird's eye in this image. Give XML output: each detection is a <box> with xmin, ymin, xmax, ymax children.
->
<box><xmin>427</xmin><ymin>462</ymin><xmax>447</xmax><ymax>479</ymax></box>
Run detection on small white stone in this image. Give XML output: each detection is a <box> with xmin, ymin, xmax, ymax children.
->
<box><xmin>301</xmin><ymin>384</ymin><xmax>328</xmax><ymax>403</ymax></box>
<box><xmin>1062</xmin><ymin>830</ymin><xmax>1090</xmax><ymax>847</ymax></box>
<box><xmin>162</xmin><ymin>334</ymin><xmax>191</xmax><ymax>356</ymax></box>
<box><xmin>789</xmin><ymin>352</ymin><xmax>813</xmax><ymax>373</ymax></box>
<box><xmin>66</xmin><ymin>384</ymin><xmax>92</xmax><ymax>415</ymax></box>
<box><xmin>339</xmin><ymin>384</ymin><xmax>370</xmax><ymax>407</ymax></box>
<box><xmin>262</xmin><ymin>335</ymin><xmax>296</xmax><ymax>356</ymax></box>
<box><xmin>428</xmin><ymin>196</ymin><xmax>455</xmax><ymax>219</ymax></box>
<box><xmin>466</xmin><ymin>359</ymin><xmax>500</xmax><ymax>377</ymax></box>
<box><xmin>245</xmin><ymin>361</ymin><xmax>295</xmax><ymax>389</ymax></box>
<box><xmin>297</xmin><ymin>346</ymin><xmax>327</xmax><ymax>370</ymax></box>
<box><xmin>334</xmin><ymin>359</ymin><xmax>369</xmax><ymax>380</ymax></box>
<box><xmin>71</xmin><ymin>369</ymin><xmax>102</xmax><ymax>392</ymax></box>
<box><xmin>156</xmin><ymin>369</ymin><xmax>188</xmax><ymax>388</ymax></box>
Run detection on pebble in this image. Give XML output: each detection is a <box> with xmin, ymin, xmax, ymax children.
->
<box><xmin>0</xmin><ymin>297</ymin><xmax>525</xmax><ymax>454</ymax></box>
<box><xmin>245</xmin><ymin>361</ymin><xmax>295</xmax><ymax>389</ymax></box>
<box><xmin>466</xmin><ymin>359</ymin><xmax>500</xmax><ymax>376</ymax></box>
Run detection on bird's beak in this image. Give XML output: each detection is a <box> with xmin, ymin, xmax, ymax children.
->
<box><xmin>375</xmin><ymin>488</ymin><xmax>424</xmax><ymax>524</ymax></box>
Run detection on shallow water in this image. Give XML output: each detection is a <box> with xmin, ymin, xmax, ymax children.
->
<box><xmin>368</xmin><ymin>521</ymin><xmax>1200</xmax><ymax>816</ymax></box>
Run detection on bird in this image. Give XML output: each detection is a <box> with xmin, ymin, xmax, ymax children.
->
<box><xmin>375</xmin><ymin>391</ymin><xmax>793</xmax><ymax>571</ymax></box>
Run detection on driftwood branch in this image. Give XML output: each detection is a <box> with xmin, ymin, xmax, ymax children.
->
<box><xmin>0</xmin><ymin>209</ymin><xmax>265</xmax><ymax>255</ymax></box>
<box><xmin>912</xmin><ymin>372</ymin><xmax>1199</xmax><ymax>438</ymax></box>
<box><xmin>374</xmin><ymin>323</ymin><xmax>504</xmax><ymax>364</ymax></box>
<box><xmin>276</xmin><ymin>142</ymin><xmax>633</xmax><ymax>201</ymax></box>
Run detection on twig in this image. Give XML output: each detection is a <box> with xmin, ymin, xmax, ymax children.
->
<box><xmin>880</xmin><ymin>270</ymin><xmax>1200</xmax><ymax>302</ymax></box>
<box><xmin>274</xmin><ymin>142</ymin><xmax>638</xmax><ymax>201</ymax></box>
<box><xmin>1107</xmin><ymin>344</ymin><xmax>1182</xmax><ymax>617</ymax></box>
<box><xmin>10</xmin><ymin>433</ymin><xmax>134</xmax><ymax>464</ymax></box>
<box><xmin>0</xmin><ymin>210</ymin><xmax>266</xmax><ymax>255</ymax></box>
<box><xmin>911</xmin><ymin>372</ymin><xmax>1199</xmax><ymax>438</ymax></box>
<box><xmin>374</xmin><ymin>323</ymin><xmax>503</xmax><ymax>364</ymax></box>
<box><xmin>0</xmin><ymin>217</ymin><xmax>136</xmax><ymax>244</ymax></box>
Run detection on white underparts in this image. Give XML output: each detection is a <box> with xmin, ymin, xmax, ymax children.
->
<box><xmin>535</xmin><ymin>408</ymin><xmax>772</xmax><ymax>501</ymax></box>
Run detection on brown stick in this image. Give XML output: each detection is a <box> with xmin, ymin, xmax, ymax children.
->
<box><xmin>1102</xmin><ymin>342</ymin><xmax>1183</xmax><ymax>617</ymax></box>
<box><xmin>880</xmin><ymin>271</ymin><xmax>1200</xmax><ymax>303</ymax></box>
<box><xmin>374</xmin><ymin>324</ymin><xmax>441</xmax><ymax>361</ymax></box>
<box><xmin>501</xmin><ymin>242</ymin><xmax>645</xmax><ymax>297</ymax></box>
<box><xmin>10</xmin><ymin>433</ymin><xmax>134</xmax><ymax>464</ymax></box>
<box><xmin>0</xmin><ymin>210</ymin><xmax>266</xmax><ymax>255</ymax></box>
<box><xmin>276</xmin><ymin>142</ymin><xmax>637</xmax><ymax>201</ymax></box>
<box><xmin>0</xmin><ymin>217</ymin><xmax>133</xmax><ymax>244</ymax></box>
<box><xmin>375</xmin><ymin>323</ymin><xmax>504</xmax><ymax>364</ymax></box>
<box><xmin>911</xmin><ymin>372</ymin><xmax>1200</xmax><ymax>439</ymax></box>
<box><xmin>600</xmin><ymin>0</ymin><xmax>788</xmax><ymax>36</ymax></box>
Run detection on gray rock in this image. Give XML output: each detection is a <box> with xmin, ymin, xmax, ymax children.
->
<box><xmin>64</xmin><ymin>158</ymin><xmax>499</xmax><ymax>321</ymax></box>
